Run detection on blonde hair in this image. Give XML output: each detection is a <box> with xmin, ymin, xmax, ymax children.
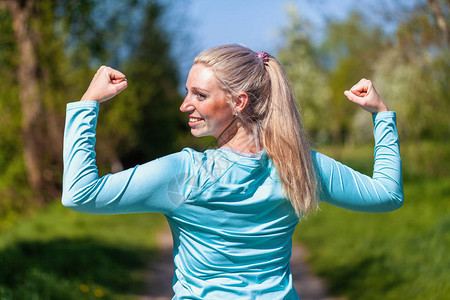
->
<box><xmin>195</xmin><ymin>44</ymin><xmax>318</xmax><ymax>216</ymax></box>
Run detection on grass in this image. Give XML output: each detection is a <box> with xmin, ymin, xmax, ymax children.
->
<box><xmin>0</xmin><ymin>203</ymin><xmax>167</xmax><ymax>300</ymax></box>
<box><xmin>295</xmin><ymin>142</ymin><xmax>450</xmax><ymax>300</ymax></box>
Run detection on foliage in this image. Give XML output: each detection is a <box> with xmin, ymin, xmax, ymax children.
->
<box><xmin>318</xmin><ymin>140</ymin><xmax>450</xmax><ymax>181</ymax></box>
<box><xmin>98</xmin><ymin>2</ymin><xmax>185</xmax><ymax>169</ymax></box>
<box><xmin>278</xmin><ymin>6</ymin><xmax>332</xmax><ymax>144</ymax></box>
<box><xmin>0</xmin><ymin>202</ymin><xmax>167</xmax><ymax>299</ymax></box>
<box><xmin>0</xmin><ymin>0</ymin><xmax>186</xmax><ymax>215</ymax></box>
<box><xmin>373</xmin><ymin>43</ymin><xmax>450</xmax><ymax>141</ymax></box>
<box><xmin>278</xmin><ymin>2</ymin><xmax>449</xmax><ymax>145</ymax></box>
<box><xmin>279</xmin><ymin>9</ymin><xmax>389</xmax><ymax>144</ymax></box>
<box><xmin>0</xmin><ymin>9</ymin><xmax>30</xmax><ymax>218</ymax></box>
<box><xmin>322</xmin><ymin>12</ymin><xmax>389</xmax><ymax>144</ymax></box>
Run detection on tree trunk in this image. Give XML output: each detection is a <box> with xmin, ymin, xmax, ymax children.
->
<box><xmin>6</xmin><ymin>0</ymin><xmax>47</xmax><ymax>203</ymax></box>
<box><xmin>427</xmin><ymin>0</ymin><xmax>449</xmax><ymax>47</ymax></box>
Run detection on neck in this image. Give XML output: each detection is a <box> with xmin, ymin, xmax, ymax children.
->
<box><xmin>217</xmin><ymin>120</ymin><xmax>260</xmax><ymax>154</ymax></box>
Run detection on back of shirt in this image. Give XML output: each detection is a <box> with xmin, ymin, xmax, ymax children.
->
<box><xmin>166</xmin><ymin>148</ymin><xmax>300</xmax><ymax>299</ymax></box>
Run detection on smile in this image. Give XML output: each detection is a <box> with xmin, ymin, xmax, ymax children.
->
<box><xmin>189</xmin><ymin>117</ymin><xmax>204</xmax><ymax>123</ymax></box>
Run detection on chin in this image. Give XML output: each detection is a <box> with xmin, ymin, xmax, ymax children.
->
<box><xmin>191</xmin><ymin>129</ymin><xmax>216</xmax><ymax>139</ymax></box>
<box><xmin>191</xmin><ymin>129</ymin><xmax>205</xmax><ymax>137</ymax></box>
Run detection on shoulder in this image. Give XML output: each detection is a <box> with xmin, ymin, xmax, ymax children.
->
<box><xmin>180</xmin><ymin>147</ymin><xmax>205</xmax><ymax>160</ymax></box>
<box><xmin>180</xmin><ymin>148</ymin><xmax>231</xmax><ymax>175</ymax></box>
<box><xmin>310</xmin><ymin>150</ymin><xmax>329</xmax><ymax>168</ymax></box>
<box><xmin>310</xmin><ymin>150</ymin><xmax>341</xmax><ymax>179</ymax></box>
<box><xmin>181</xmin><ymin>147</ymin><xmax>235</xmax><ymax>165</ymax></box>
<box><xmin>179</xmin><ymin>147</ymin><xmax>207</xmax><ymax>169</ymax></box>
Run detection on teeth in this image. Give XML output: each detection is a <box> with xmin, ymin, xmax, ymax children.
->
<box><xmin>189</xmin><ymin>117</ymin><xmax>202</xmax><ymax>122</ymax></box>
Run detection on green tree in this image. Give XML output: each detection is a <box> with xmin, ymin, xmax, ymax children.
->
<box><xmin>278</xmin><ymin>6</ymin><xmax>332</xmax><ymax>144</ymax></box>
<box><xmin>0</xmin><ymin>7</ymin><xmax>27</xmax><ymax>215</ymax></box>
<box><xmin>371</xmin><ymin>0</ymin><xmax>449</xmax><ymax>141</ymax></box>
<box><xmin>2</xmin><ymin>0</ymin><xmax>48</xmax><ymax>202</ymax></box>
<box><xmin>0</xmin><ymin>0</ymin><xmax>186</xmax><ymax>218</ymax></box>
<box><xmin>98</xmin><ymin>2</ymin><xmax>184</xmax><ymax>170</ymax></box>
<box><xmin>321</xmin><ymin>12</ymin><xmax>388</xmax><ymax>144</ymax></box>
<box><xmin>278</xmin><ymin>8</ymin><xmax>389</xmax><ymax>144</ymax></box>
<box><xmin>0</xmin><ymin>0</ymin><xmax>113</xmax><ymax>204</ymax></box>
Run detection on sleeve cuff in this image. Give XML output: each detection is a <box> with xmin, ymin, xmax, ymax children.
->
<box><xmin>372</xmin><ymin>111</ymin><xmax>396</xmax><ymax>124</ymax></box>
<box><xmin>66</xmin><ymin>101</ymin><xmax>99</xmax><ymax>111</ymax></box>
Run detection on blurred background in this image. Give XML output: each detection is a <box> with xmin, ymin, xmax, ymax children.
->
<box><xmin>0</xmin><ymin>0</ymin><xmax>448</xmax><ymax>299</ymax></box>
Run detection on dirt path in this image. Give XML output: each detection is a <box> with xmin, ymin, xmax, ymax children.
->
<box><xmin>290</xmin><ymin>243</ymin><xmax>342</xmax><ymax>300</ymax></box>
<box><xmin>137</xmin><ymin>225</ymin><xmax>174</xmax><ymax>300</ymax></box>
<box><xmin>137</xmin><ymin>225</ymin><xmax>339</xmax><ymax>300</ymax></box>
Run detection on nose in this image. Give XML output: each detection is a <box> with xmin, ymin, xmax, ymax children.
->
<box><xmin>180</xmin><ymin>95</ymin><xmax>194</xmax><ymax>113</ymax></box>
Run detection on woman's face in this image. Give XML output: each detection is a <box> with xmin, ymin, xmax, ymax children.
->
<box><xmin>180</xmin><ymin>63</ymin><xmax>234</xmax><ymax>139</ymax></box>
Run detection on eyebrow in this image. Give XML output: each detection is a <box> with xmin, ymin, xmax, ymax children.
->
<box><xmin>186</xmin><ymin>86</ymin><xmax>210</xmax><ymax>94</ymax></box>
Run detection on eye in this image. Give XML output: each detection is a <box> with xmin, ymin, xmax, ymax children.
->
<box><xmin>196</xmin><ymin>92</ymin><xmax>206</xmax><ymax>100</ymax></box>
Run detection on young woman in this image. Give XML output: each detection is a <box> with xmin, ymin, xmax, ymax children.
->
<box><xmin>62</xmin><ymin>44</ymin><xmax>403</xmax><ymax>299</ymax></box>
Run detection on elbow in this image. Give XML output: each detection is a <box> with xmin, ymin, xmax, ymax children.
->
<box><xmin>360</xmin><ymin>191</ymin><xmax>404</xmax><ymax>213</ymax></box>
<box><xmin>61</xmin><ymin>190</ymin><xmax>78</xmax><ymax>209</ymax></box>
<box><xmin>61</xmin><ymin>188</ymin><xmax>93</xmax><ymax>212</ymax></box>
<box><xmin>61</xmin><ymin>176</ymin><xmax>98</xmax><ymax>211</ymax></box>
<box><xmin>392</xmin><ymin>193</ymin><xmax>404</xmax><ymax>211</ymax></box>
<box><xmin>385</xmin><ymin>191</ymin><xmax>404</xmax><ymax>212</ymax></box>
<box><xmin>61</xmin><ymin>174</ymin><xmax>104</xmax><ymax>213</ymax></box>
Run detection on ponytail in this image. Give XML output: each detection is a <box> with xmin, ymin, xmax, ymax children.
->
<box><xmin>195</xmin><ymin>44</ymin><xmax>318</xmax><ymax>216</ymax></box>
<box><xmin>263</xmin><ymin>59</ymin><xmax>318</xmax><ymax>216</ymax></box>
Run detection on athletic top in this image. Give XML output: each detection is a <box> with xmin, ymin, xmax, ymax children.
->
<box><xmin>62</xmin><ymin>101</ymin><xmax>403</xmax><ymax>299</ymax></box>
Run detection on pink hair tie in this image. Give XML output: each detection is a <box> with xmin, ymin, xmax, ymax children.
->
<box><xmin>256</xmin><ymin>51</ymin><xmax>269</xmax><ymax>65</ymax></box>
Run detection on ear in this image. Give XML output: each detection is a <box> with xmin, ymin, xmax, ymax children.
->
<box><xmin>234</xmin><ymin>92</ymin><xmax>249</xmax><ymax>114</ymax></box>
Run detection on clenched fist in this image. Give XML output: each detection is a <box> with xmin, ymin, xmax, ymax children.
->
<box><xmin>344</xmin><ymin>79</ymin><xmax>388</xmax><ymax>114</ymax></box>
<box><xmin>80</xmin><ymin>66</ymin><xmax>128</xmax><ymax>103</ymax></box>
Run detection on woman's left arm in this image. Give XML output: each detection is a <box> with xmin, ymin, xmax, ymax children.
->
<box><xmin>313</xmin><ymin>79</ymin><xmax>403</xmax><ymax>213</ymax></box>
<box><xmin>313</xmin><ymin>111</ymin><xmax>403</xmax><ymax>212</ymax></box>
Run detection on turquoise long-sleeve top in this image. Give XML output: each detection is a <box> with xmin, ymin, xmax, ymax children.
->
<box><xmin>62</xmin><ymin>101</ymin><xmax>403</xmax><ymax>299</ymax></box>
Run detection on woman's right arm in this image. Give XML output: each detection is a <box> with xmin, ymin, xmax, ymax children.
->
<box><xmin>62</xmin><ymin>67</ymin><xmax>194</xmax><ymax>215</ymax></box>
